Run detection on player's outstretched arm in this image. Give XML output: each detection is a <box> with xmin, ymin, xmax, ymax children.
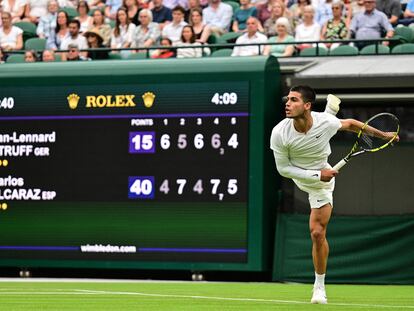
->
<box><xmin>340</xmin><ymin>118</ymin><xmax>400</xmax><ymax>142</ymax></box>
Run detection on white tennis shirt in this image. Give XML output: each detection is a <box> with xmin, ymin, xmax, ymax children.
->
<box><xmin>270</xmin><ymin>111</ymin><xmax>342</xmax><ymax>190</ymax></box>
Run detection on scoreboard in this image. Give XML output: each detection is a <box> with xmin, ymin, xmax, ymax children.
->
<box><xmin>0</xmin><ymin>57</ymin><xmax>280</xmax><ymax>271</ymax></box>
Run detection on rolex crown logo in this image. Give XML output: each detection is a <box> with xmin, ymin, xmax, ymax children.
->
<box><xmin>67</xmin><ymin>93</ymin><xmax>80</xmax><ymax>109</ymax></box>
<box><xmin>142</xmin><ymin>92</ymin><xmax>155</xmax><ymax>108</ymax></box>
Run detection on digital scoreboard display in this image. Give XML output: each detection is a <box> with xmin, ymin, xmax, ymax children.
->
<box><xmin>0</xmin><ymin>58</ymin><xmax>279</xmax><ymax>271</ymax></box>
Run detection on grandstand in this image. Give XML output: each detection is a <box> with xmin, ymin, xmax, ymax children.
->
<box><xmin>0</xmin><ymin>0</ymin><xmax>413</xmax><ymax>309</ymax></box>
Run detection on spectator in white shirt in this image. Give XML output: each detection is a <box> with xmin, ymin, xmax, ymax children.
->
<box><xmin>111</xmin><ymin>6</ymin><xmax>136</xmax><ymax>57</ymax></box>
<box><xmin>75</xmin><ymin>1</ymin><xmax>93</xmax><ymax>33</ymax></box>
<box><xmin>295</xmin><ymin>5</ymin><xmax>321</xmax><ymax>50</ymax></box>
<box><xmin>164</xmin><ymin>0</ymin><xmax>188</xmax><ymax>10</ymax></box>
<box><xmin>24</xmin><ymin>0</ymin><xmax>49</xmax><ymax>24</ymax></box>
<box><xmin>2</xmin><ymin>0</ymin><xmax>26</xmax><ymax>23</ymax></box>
<box><xmin>202</xmin><ymin>0</ymin><xmax>233</xmax><ymax>35</ymax></box>
<box><xmin>60</xmin><ymin>19</ymin><xmax>88</xmax><ymax>58</ymax></box>
<box><xmin>0</xmin><ymin>12</ymin><xmax>23</xmax><ymax>51</ymax></box>
<box><xmin>232</xmin><ymin>16</ymin><xmax>267</xmax><ymax>56</ymax></box>
<box><xmin>162</xmin><ymin>5</ymin><xmax>187</xmax><ymax>43</ymax></box>
<box><xmin>176</xmin><ymin>25</ymin><xmax>203</xmax><ymax>57</ymax></box>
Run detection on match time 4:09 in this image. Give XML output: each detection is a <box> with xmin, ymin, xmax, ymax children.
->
<box><xmin>128</xmin><ymin>177</ymin><xmax>238</xmax><ymax>200</ymax></box>
<box><xmin>211</xmin><ymin>93</ymin><xmax>238</xmax><ymax>105</ymax></box>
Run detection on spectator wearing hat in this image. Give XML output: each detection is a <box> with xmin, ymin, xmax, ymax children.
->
<box><xmin>84</xmin><ymin>28</ymin><xmax>109</xmax><ymax>59</ymax></box>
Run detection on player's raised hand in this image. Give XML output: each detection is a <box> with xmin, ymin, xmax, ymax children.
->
<box><xmin>320</xmin><ymin>169</ymin><xmax>338</xmax><ymax>182</ymax></box>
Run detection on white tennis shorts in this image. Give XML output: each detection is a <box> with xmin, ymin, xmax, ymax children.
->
<box><xmin>294</xmin><ymin>178</ymin><xmax>335</xmax><ymax>209</ymax></box>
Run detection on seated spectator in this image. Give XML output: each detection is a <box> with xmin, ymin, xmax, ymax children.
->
<box><xmin>2</xmin><ymin>0</ymin><xmax>26</xmax><ymax>23</ymax></box>
<box><xmin>376</xmin><ymin>0</ymin><xmax>400</xmax><ymax>26</ymax></box>
<box><xmin>42</xmin><ymin>49</ymin><xmax>56</xmax><ymax>61</ymax></box>
<box><xmin>256</xmin><ymin>0</ymin><xmax>275</xmax><ymax>25</ymax></box>
<box><xmin>350</xmin><ymin>0</ymin><xmax>393</xmax><ymax>49</ymax></box>
<box><xmin>61</xmin><ymin>20</ymin><xmax>88</xmax><ymax>52</ymax></box>
<box><xmin>58</xmin><ymin>0</ymin><xmax>78</xmax><ymax>8</ymax></box>
<box><xmin>131</xmin><ymin>9</ymin><xmax>161</xmax><ymax>48</ymax></box>
<box><xmin>84</xmin><ymin>28</ymin><xmax>109</xmax><ymax>59</ymax></box>
<box><xmin>24</xmin><ymin>50</ymin><xmax>38</xmax><ymax>62</ymax></box>
<box><xmin>87</xmin><ymin>0</ymin><xmax>106</xmax><ymax>9</ymax></box>
<box><xmin>162</xmin><ymin>5</ymin><xmax>187</xmax><ymax>44</ymax></box>
<box><xmin>232</xmin><ymin>0</ymin><xmax>258</xmax><ymax>33</ymax></box>
<box><xmin>124</xmin><ymin>0</ymin><xmax>141</xmax><ymax>25</ymax></box>
<box><xmin>105</xmin><ymin>0</ymin><xmax>123</xmax><ymax>20</ymax></box>
<box><xmin>37</xmin><ymin>0</ymin><xmax>59</xmax><ymax>40</ymax></box>
<box><xmin>400</xmin><ymin>0</ymin><xmax>414</xmax><ymax>25</ymax></box>
<box><xmin>202</xmin><ymin>0</ymin><xmax>233</xmax><ymax>35</ymax></box>
<box><xmin>111</xmin><ymin>6</ymin><xmax>136</xmax><ymax>52</ymax></box>
<box><xmin>290</xmin><ymin>0</ymin><xmax>311</xmax><ymax>27</ymax></box>
<box><xmin>175</xmin><ymin>25</ymin><xmax>203</xmax><ymax>57</ymax></box>
<box><xmin>151</xmin><ymin>37</ymin><xmax>176</xmax><ymax>57</ymax></box>
<box><xmin>315</xmin><ymin>0</ymin><xmax>333</xmax><ymax>26</ymax></box>
<box><xmin>46</xmin><ymin>10</ymin><xmax>70</xmax><ymax>50</ymax></box>
<box><xmin>294</xmin><ymin>5</ymin><xmax>321</xmax><ymax>50</ymax></box>
<box><xmin>185</xmin><ymin>0</ymin><xmax>201</xmax><ymax>22</ymax></box>
<box><xmin>350</xmin><ymin>0</ymin><xmax>365</xmax><ymax>17</ymax></box>
<box><xmin>263</xmin><ymin>16</ymin><xmax>294</xmax><ymax>56</ymax></box>
<box><xmin>89</xmin><ymin>8</ymin><xmax>112</xmax><ymax>46</ymax></box>
<box><xmin>65</xmin><ymin>43</ymin><xmax>89</xmax><ymax>60</ymax></box>
<box><xmin>164</xmin><ymin>0</ymin><xmax>189</xmax><ymax>10</ymax></box>
<box><xmin>75</xmin><ymin>1</ymin><xmax>93</xmax><ymax>33</ymax></box>
<box><xmin>189</xmin><ymin>8</ymin><xmax>211</xmax><ymax>43</ymax></box>
<box><xmin>263</xmin><ymin>1</ymin><xmax>293</xmax><ymax>37</ymax></box>
<box><xmin>152</xmin><ymin>0</ymin><xmax>173</xmax><ymax>29</ymax></box>
<box><xmin>0</xmin><ymin>12</ymin><xmax>23</xmax><ymax>51</ymax></box>
<box><xmin>24</xmin><ymin>0</ymin><xmax>48</xmax><ymax>24</ymax></box>
<box><xmin>0</xmin><ymin>48</ymin><xmax>5</xmax><ymax>64</ymax></box>
<box><xmin>231</xmin><ymin>16</ymin><xmax>267</xmax><ymax>56</ymax></box>
<box><xmin>320</xmin><ymin>1</ymin><xmax>348</xmax><ymax>50</ymax></box>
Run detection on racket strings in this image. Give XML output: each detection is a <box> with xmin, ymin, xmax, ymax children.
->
<box><xmin>360</xmin><ymin>114</ymin><xmax>399</xmax><ymax>151</ymax></box>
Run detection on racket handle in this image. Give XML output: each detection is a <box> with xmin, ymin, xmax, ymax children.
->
<box><xmin>333</xmin><ymin>159</ymin><xmax>348</xmax><ymax>171</ymax></box>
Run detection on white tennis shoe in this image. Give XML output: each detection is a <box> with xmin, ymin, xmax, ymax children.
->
<box><xmin>311</xmin><ymin>286</ymin><xmax>328</xmax><ymax>304</ymax></box>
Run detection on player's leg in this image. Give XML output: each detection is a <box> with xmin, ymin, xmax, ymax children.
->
<box><xmin>309</xmin><ymin>203</ymin><xmax>332</xmax><ymax>304</ymax></box>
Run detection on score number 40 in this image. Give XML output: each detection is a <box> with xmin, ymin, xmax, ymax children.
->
<box><xmin>0</xmin><ymin>97</ymin><xmax>14</xmax><ymax>109</ymax></box>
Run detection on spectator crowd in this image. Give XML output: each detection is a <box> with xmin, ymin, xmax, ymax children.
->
<box><xmin>0</xmin><ymin>0</ymin><xmax>412</xmax><ymax>62</ymax></box>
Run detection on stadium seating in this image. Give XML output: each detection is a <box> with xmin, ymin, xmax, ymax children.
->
<box><xmin>127</xmin><ymin>52</ymin><xmax>148</xmax><ymax>59</ymax></box>
<box><xmin>217</xmin><ymin>32</ymin><xmax>242</xmax><ymax>44</ymax></box>
<box><xmin>61</xmin><ymin>7</ymin><xmax>79</xmax><ymax>19</ymax></box>
<box><xmin>300</xmin><ymin>46</ymin><xmax>329</xmax><ymax>56</ymax></box>
<box><xmin>6</xmin><ymin>54</ymin><xmax>26</xmax><ymax>63</ymax></box>
<box><xmin>13</xmin><ymin>21</ymin><xmax>37</xmax><ymax>42</ymax></box>
<box><xmin>24</xmin><ymin>38</ymin><xmax>47</xmax><ymax>51</ymax></box>
<box><xmin>391</xmin><ymin>43</ymin><xmax>414</xmax><ymax>54</ymax></box>
<box><xmin>210</xmin><ymin>48</ymin><xmax>233</xmax><ymax>57</ymax></box>
<box><xmin>108</xmin><ymin>52</ymin><xmax>123</xmax><ymax>60</ymax></box>
<box><xmin>359</xmin><ymin>44</ymin><xmax>390</xmax><ymax>55</ymax></box>
<box><xmin>393</xmin><ymin>26</ymin><xmax>414</xmax><ymax>43</ymax></box>
<box><xmin>329</xmin><ymin>45</ymin><xmax>359</xmax><ymax>56</ymax></box>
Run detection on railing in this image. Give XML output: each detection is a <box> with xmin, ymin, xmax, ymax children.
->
<box><xmin>3</xmin><ymin>38</ymin><xmax>403</xmax><ymax>60</ymax></box>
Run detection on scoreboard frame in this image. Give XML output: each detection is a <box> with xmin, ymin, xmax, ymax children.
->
<box><xmin>0</xmin><ymin>57</ymin><xmax>280</xmax><ymax>272</ymax></box>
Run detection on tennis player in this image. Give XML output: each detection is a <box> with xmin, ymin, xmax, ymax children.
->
<box><xmin>270</xmin><ymin>85</ymin><xmax>361</xmax><ymax>304</ymax></box>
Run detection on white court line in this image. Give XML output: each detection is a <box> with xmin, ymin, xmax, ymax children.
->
<box><xmin>74</xmin><ymin>289</ymin><xmax>414</xmax><ymax>309</ymax></box>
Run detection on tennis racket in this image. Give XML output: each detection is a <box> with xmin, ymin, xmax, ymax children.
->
<box><xmin>333</xmin><ymin>112</ymin><xmax>400</xmax><ymax>171</ymax></box>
